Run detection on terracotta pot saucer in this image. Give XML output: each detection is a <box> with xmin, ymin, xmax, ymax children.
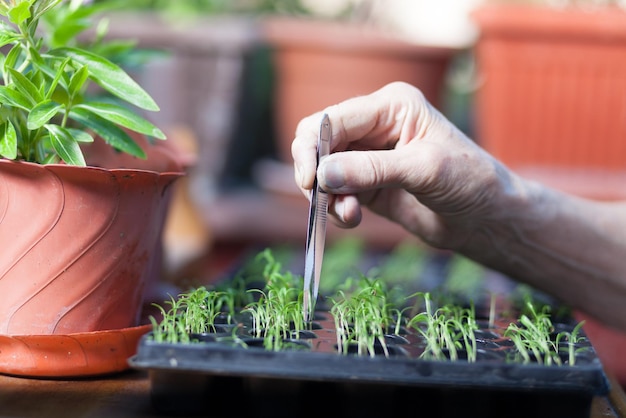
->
<box><xmin>0</xmin><ymin>324</ymin><xmax>151</xmax><ymax>378</ymax></box>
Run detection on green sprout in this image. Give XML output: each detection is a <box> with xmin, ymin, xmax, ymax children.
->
<box><xmin>148</xmin><ymin>247</ymin><xmax>588</xmax><ymax>368</ymax></box>
<box><xmin>242</xmin><ymin>284</ymin><xmax>305</xmax><ymax>351</ymax></box>
<box><xmin>407</xmin><ymin>292</ymin><xmax>478</xmax><ymax>362</ymax></box>
<box><xmin>238</xmin><ymin>247</ymin><xmax>307</xmax><ymax>351</ymax></box>
<box><xmin>149</xmin><ymin>295</ymin><xmax>190</xmax><ymax>344</ymax></box>
<box><xmin>330</xmin><ymin>276</ymin><xmax>399</xmax><ymax>357</ymax></box>
<box><xmin>504</xmin><ymin>298</ymin><xmax>586</xmax><ymax>366</ymax></box>
<box><xmin>558</xmin><ymin>321</ymin><xmax>586</xmax><ymax>366</ymax></box>
<box><xmin>149</xmin><ymin>286</ymin><xmax>230</xmax><ymax>343</ymax></box>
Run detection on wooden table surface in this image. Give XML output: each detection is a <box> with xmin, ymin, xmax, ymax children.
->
<box><xmin>1</xmin><ymin>368</ymin><xmax>625</xmax><ymax>418</ymax></box>
<box><xmin>0</xmin><ymin>370</ymin><xmax>160</xmax><ymax>418</ymax></box>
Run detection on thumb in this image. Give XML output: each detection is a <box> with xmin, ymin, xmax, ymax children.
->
<box><xmin>318</xmin><ymin>147</ymin><xmax>431</xmax><ymax>195</ymax></box>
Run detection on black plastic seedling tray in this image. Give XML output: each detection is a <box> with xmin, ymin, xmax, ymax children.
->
<box><xmin>129</xmin><ymin>311</ymin><xmax>610</xmax><ymax>418</ymax></box>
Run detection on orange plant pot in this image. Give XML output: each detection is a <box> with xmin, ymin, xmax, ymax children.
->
<box><xmin>263</xmin><ymin>17</ymin><xmax>458</xmax><ymax>164</ymax></box>
<box><xmin>0</xmin><ymin>139</ymin><xmax>183</xmax><ymax>336</ymax></box>
<box><xmin>472</xmin><ymin>4</ymin><xmax>626</xmax><ymax>199</ymax></box>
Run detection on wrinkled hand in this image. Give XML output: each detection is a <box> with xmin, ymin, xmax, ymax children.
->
<box><xmin>292</xmin><ymin>81</ymin><xmax>520</xmax><ymax>251</ymax></box>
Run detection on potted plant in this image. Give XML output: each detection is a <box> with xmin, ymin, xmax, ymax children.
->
<box><xmin>0</xmin><ymin>0</ymin><xmax>183</xmax><ymax>377</ymax></box>
<box><xmin>132</xmin><ymin>245</ymin><xmax>609</xmax><ymax>418</ymax></box>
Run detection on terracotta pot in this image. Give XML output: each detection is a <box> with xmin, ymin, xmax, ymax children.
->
<box><xmin>472</xmin><ymin>4</ymin><xmax>626</xmax><ymax>199</ymax></box>
<box><xmin>0</xmin><ymin>139</ymin><xmax>183</xmax><ymax>335</ymax></box>
<box><xmin>263</xmin><ymin>17</ymin><xmax>458</xmax><ymax>164</ymax></box>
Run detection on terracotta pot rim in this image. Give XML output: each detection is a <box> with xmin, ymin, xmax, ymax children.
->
<box><xmin>261</xmin><ymin>16</ymin><xmax>460</xmax><ymax>56</ymax></box>
<box><xmin>472</xmin><ymin>4</ymin><xmax>626</xmax><ymax>41</ymax></box>
<box><xmin>0</xmin><ymin>323</ymin><xmax>152</xmax><ymax>338</ymax></box>
<box><xmin>0</xmin><ymin>158</ymin><xmax>185</xmax><ymax>177</ymax></box>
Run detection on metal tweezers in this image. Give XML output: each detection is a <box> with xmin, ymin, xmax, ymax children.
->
<box><xmin>302</xmin><ymin>113</ymin><xmax>331</xmax><ymax>323</ymax></box>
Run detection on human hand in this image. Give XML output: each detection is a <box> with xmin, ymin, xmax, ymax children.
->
<box><xmin>292</xmin><ymin>81</ymin><xmax>522</xmax><ymax>251</ymax></box>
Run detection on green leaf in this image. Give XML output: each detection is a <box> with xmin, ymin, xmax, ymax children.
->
<box><xmin>28</xmin><ymin>45</ymin><xmax>44</xmax><ymax>67</ymax></box>
<box><xmin>94</xmin><ymin>39</ymin><xmax>138</xmax><ymax>59</ymax></box>
<box><xmin>44</xmin><ymin>57</ymin><xmax>70</xmax><ymax>100</ymax></box>
<box><xmin>0</xmin><ymin>31</ymin><xmax>19</xmax><ymax>49</ymax></box>
<box><xmin>69</xmin><ymin>107</ymin><xmax>146</xmax><ymax>158</ymax></box>
<box><xmin>7</xmin><ymin>68</ymin><xmax>43</xmax><ymax>105</ymax></box>
<box><xmin>74</xmin><ymin>102</ymin><xmax>165</xmax><ymax>139</ymax></box>
<box><xmin>45</xmin><ymin>124</ymin><xmax>86</xmax><ymax>166</ymax></box>
<box><xmin>29</xmin><ymin>56</ymin><xmax>71</xmax><ymax>104</ymax></box>
<box><xmin>49</xmin><ymin>47</ymin><xmax>159</xmax><ymax>111</ymax></box>
<box><xmin>0</xmin><ymin>86</ymin><xmax>32</xmax><ymax>110</ymax></box>
<box><xmin>0</xmin><ymin>121</ymin><xmax>17</xmax><ymax>159</ymax></box>
<box><xmin>33</xmin><ymin>0</ymin><xmax>62</xmax><ymax>21</ymax></box>
<box><xmin>7</xmin><ymin>1</ymin><xmax>32</xmax><ymax>25</ymax></box>
<box><xmin>31</xmin><ymin>70</ymin><xmax>46</xmax><ymax>98</ymax></box>
<box><xmin>67</xmin><ymin>64</ymin><xmax>89</xmax><ymax>97</ymax></box>
<box><xmin>4</xmin><ymin>44</ymin><xmax>23</xmax><ymax>76</ymax></box>
<box><xmin>67</xmin><ymin>128</ymin><xmax>93</xmax><ymax>143</ymax></box>
<box><xmin>34</xmin><ymin>134</ymin><xmax>56</xmax><ymax>164</ymax></box>
<box><xmin>50</xmin><ymin>20</ymin><xmax>90</xmax><ymax>49</ymax></box>
<box><xmin>28</xmin><ymin>100</ymin><xmax>62</xmax><ymax>129</ymax></box>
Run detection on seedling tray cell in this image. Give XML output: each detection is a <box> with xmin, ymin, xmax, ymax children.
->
<box><xmin>129</xmin><ymin>312</ymin><xmax>610</xmax><ymax>418</ymax></box>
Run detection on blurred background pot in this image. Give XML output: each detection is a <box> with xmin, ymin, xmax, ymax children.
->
<box><xmin>263</xmin><ymin>17</ymin><xmax>459</xmax><ymax>165</ymax></box>
<box><xmin>0</xmin><ymin>138</ymin><xmax>183</xmax><ymax>336</ymax></box>
<box><xmin>472</xmin><ymin>3</ymin><xmax>626</xmax><ymax>200</ymax></box>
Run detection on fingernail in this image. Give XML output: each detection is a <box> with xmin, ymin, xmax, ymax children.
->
<box><xmin>334</xmin><ymin>197</ymin><xmax>345</xmax><ymax>223</ymax></box>
<box><xmin>321</xmin><ymin>160</ymin><xmax>345</xmax><ymax>189</ymax></box>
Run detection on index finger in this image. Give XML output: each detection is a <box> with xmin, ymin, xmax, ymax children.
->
<box><xmin>292</xmin><ymin>81</ymin><xmax>429</xmax><ymax>189</ymax></box>
<box><xmin>292</xmin><ymin>110</ymin><xmax>326</xmax><ymax>190</ymax></box>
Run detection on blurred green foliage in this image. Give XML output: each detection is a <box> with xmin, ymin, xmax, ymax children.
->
<box><xmin>92</xmin><ymin>0</ymin><xmax>347</xmax><ymax>18</ymax></box>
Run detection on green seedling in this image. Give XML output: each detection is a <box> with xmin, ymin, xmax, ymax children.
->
<box><xmin>150</xmin><ymin>286</ymin><xmax>229</xmax><ymax>343</ymax></box>
<box><xmin>330</xmin><ymin>276</ymin><xmax>399</xmax><ymax>357</ymax></box>
<box><xmin>149</xmin><ymin>247</ymin><xmax>587</xmax><ymax>367</ymax></box>
<box><xmin>239</xmin><ymin>247</ymin><xmax>307</xmax><ymax>351</ymax></box>
<box><xmin>210</xmin><ymin>246</ymin><xmax>299</xmax><ymax>317</ymax></box>
<box><xmin>242</xmin><ymin>285</ymin><xmax>305</xmax><ymax>351</ymax></box>
<box><xmin>504</xmin><ymin>298</ymin><xmax>585</xmax><ymax>366</ymax></box>
<box><xmin>557</xmin><ymin>320</ymin><xmax>586</xmax><ymax>366</ymax></box>
<box><xmin>150</xmin><ymin>295</ymin><xmax>190</xmax><ymax>344</ymax></box>
<box><xmin>407</xmin><ymin>292</ymin><xmax>478</xmax><ymax>362</ymax></box>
